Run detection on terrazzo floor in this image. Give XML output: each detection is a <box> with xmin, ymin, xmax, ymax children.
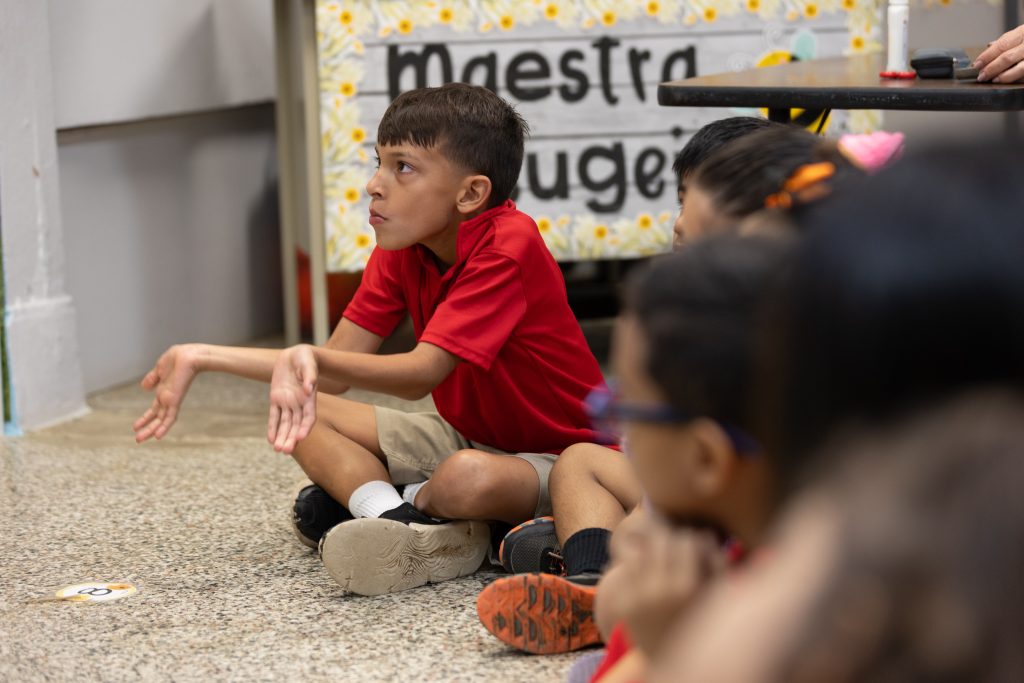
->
<box><xmin>0</xmin><ymin>339</ymin><xmax>605</xmax><ymax>682</ymax></box>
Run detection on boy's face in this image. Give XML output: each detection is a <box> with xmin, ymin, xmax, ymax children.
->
<box><xmin>611</xmin><ymin>315</ymin><xmax>713</xmax><ymax>521</ymax></box>
<box><xmin>673</xmin><ymin>176</ymin><xmax>688</xmax><ymax>250</ymax></box>
<box><xmin>676</xmin><ymin>183</ymin><xmax>730</xmax><ymax>245</ymax></box>
<box><xmin>366</xmin><ymin>143</ymin><xmax>468</xmax><ymax>252</ymax></box>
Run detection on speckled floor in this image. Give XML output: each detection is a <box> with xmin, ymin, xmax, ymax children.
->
<box><xmin>0</xmin><ymin>343</ymin><xmax>602</xmax><ymax>682</ymax></box>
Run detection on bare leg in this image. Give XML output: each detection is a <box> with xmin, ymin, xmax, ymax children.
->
<box><xmin>290</xmin><ymin>394</ymin><xmax>389</xmax><ymax>507</ymax></box>
<box><xmin>550</xmin><ymin>443</ymin><xmax>643</xmax><ymax>545</ymax></box>
<box><xmin>475</xmin><ymin>445</ymin><xmax>642</xmax><ymax>655</ymax></box>
<box><xmin>415</xmin><ymin>449</ymin><xmax>539</xmax><ymax>524</ymax></box>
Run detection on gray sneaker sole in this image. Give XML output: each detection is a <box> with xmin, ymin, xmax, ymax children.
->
<box><xmin>319</xmin><ymin>518</ymin><xmax>490</xmax><ymax>596</ymax></box>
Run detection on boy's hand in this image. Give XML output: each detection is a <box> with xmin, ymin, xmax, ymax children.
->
<box><xmin>616</xmin><ymin>523</ymin><xmax>727</xmax><ymax>658</ymax></box>
<box><xmin>268</xmin><ymin>344</ymin><xmax>318</xmax><ymax>453</ymax></box>
<box><xmin>133</xmin><ymin>344</ymin><xmax>201</xmax><ymax>443</ymax></box>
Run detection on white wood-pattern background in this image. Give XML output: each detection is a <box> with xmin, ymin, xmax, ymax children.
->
<box><xmin>317</xmin><ymin>1</ymin><xmax>856</xmax><ymax>271</ymax></box>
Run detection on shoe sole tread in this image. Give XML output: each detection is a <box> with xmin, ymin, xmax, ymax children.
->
<box><xmin>476</xmin><ymin>573</ymin><xmax>600</xmax><ymax>655</ymax></box>
<box><xmin>320</xmin><ymin>518</ymin><xmax>489</xmax><ymax>596</ymax></box>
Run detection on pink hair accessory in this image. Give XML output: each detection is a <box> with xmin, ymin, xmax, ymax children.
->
<box><xmin>838</xmin><ymin>131</ymin><xmax>905</xmax><ymax>173</ymax></box>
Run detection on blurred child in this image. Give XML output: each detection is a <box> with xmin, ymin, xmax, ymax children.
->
<box><xmin>479</xmin><ymin>118</ymin><xmax>878</xmax><ymax>661</ymax></box>
<box><xmin>650</xmin><ymin>137</ymin><xmax>1024</xmax><ymax>682</ymax></box>
<box><xmin>670</xmin><ymin>116</ymin><xmax>778</xmax><ymax>248</ymax></box>
<box><xmin>582</xmin><ymin>235</ymin><xmax>796</xmax><ymax>683</ymax></box>
<box><xmin>480</xmin><ymin>234</ymin><xmax>795</xmax><ymax>676</ymax></box>
<box><xmin>578</xmin><ymin>129</ymin><xmax>897</xmax><ymax>679</ymax></box>
<box><xmin>654</xmin><ymin>391</ymin><xmax>1024</xmax><ymax>683</ymax></box>
<box><xmin>759</xmin><ymin>138</ymin><xmax>1024</xmax><ymax>480</ymax></box>
<box><xmin>477</xmin><ymin>117</ymin><xmax>779</xmax><ymax>654</ymax></box>
<box><xmin>678</xmin><ymin>125</ymin><xmax>864</xmax><ymax>241</ymax></box>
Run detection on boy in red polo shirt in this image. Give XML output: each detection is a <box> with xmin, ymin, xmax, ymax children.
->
<box><xmin>133</xmin><ymin>83</ymin><xmax>607</xmax><ymax>596</ymax></box>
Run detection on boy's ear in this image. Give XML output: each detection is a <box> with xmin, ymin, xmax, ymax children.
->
<box><xmin>456</xmin><ymin>174</ymin><xmax>493</xmax><ymax>215</ymax></box>
<box><xmin>689</xmin><ymin>418</ymin><xmax>740</xmax><ymax>498</ymax></box>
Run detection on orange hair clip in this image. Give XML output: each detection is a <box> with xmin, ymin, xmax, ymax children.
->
<box><xmin>764</xmin><ymin>162</ymin><xmax>836</xmax><ymax>209</ymax></box>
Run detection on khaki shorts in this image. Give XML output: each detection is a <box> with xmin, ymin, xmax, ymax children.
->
<box><xmin>374</xmin><ymin>405</ymin><xmax>556</xmax><ymax>518</ymax></box>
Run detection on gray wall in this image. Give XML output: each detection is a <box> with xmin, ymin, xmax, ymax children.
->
<box><xmin>58</xmin><ymin>109</ymin><xmax>282</xmax><ymax>393</ymax></box>
<box><xmin>48</xmin><ymin>0</ymin><xmax>274</xmax><ymax>127</ymax></box>
<box><xmin>46</xmin><ymin>0</ymin><xmax>1021</xmax><ymax>395</ymax></box>
<box><xmin>49</xmin><ymin>0</ymin><xmax>282</xmax><ymax>394</ymax></box>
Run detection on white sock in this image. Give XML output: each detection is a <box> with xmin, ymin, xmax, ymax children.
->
<box><xmin>401</xmin><ymin>481</ymin><xmax>427</xmax><ymax>507</ymax></box>
<box><xmin>347</xmin><ymin>480</ymin><xmax>405</xmax><ymax>519</ymax></box>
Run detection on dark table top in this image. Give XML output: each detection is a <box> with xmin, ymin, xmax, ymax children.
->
<box><xmin>658</xmin><ymin>52</ymin><xmax>1024</xmax><ymax>112</ymax></box>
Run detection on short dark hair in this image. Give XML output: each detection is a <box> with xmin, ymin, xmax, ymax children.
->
<box><xmin>624</xmin><ymin>234</ymin><xmax>793</xmax><ymax>432</ymax></box>
<box><xmin>672</xmin><ymin>116</ymin><xmax>778</xmax><ymax>182</ymax></box>
<box><xmin>377</xmin><ymin>83</ymin><xmax>529</xmax><ymax>207</ymax></box>
<box><xmin>692</xmin><ymin>126</ymin><xmax>861</xmax><ymax>220</ymax></box>
<box><xmin>759</xmin><ymin>138</ymin><xmax>1024</xmax><ymax>465</ymax></box>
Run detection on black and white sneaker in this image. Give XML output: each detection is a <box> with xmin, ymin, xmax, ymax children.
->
<box><xmin>498</xmin><ymin>516</ymin><xmax>563</xmax><ymax>575</ymax></box>
<box><xmin>291</xmin><ymin>482</ymin><xmax>353</xmax><ymax>549</ymax></box>
<box><xmin>318</xmin><ymin>503</ymin><xmax>490</xmax><ymax>596</ymax></box>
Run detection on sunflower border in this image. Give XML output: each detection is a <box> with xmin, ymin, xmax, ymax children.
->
<box><xmin>315</xmin><ymin>0</ymin><xmax>967</xmax><ymax>271</ymax></box>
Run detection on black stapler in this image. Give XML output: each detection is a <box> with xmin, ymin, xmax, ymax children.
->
<box><xmin>910</xmin><ymin>48</ymin><xmax>973</xmax><ymax>78</ymax></box>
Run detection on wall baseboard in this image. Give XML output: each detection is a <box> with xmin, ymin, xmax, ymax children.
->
<box><xmin>5</xmin><ymin>295</ymin><xmax>89</xmax><ymax>432</ymax></box>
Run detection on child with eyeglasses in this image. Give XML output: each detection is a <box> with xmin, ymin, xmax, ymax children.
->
<box><xmin>579</xmin><ymin>233</ymin><xmax>797</xmax><ymax>683</ymax></box>
<box><xmin>583</xmin><ymin>130</ymin><xmax>903</xmax><ymax>683</ymax></box>
<box><xmin>475</xmin><ymin>117</ymin><xmax>780</xmax><ymax>657</ymax></box>
<box><xmin>649</xmin><ymin>137</ymin><xmax>1024</xmax><ymax>683</ymax></box>
<box><xmin>480</xmin><ymin>231</ymin><xmax>794</xmax><ymax>683</ymax></box>
<box><xmin>475</xmin><ymin>120</ymin><xmax>889</xmax><ymax>665</ymax></box>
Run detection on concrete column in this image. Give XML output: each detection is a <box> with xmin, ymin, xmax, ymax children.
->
<box><xmin>0</xmin><ymin>0</ymin><xmax>87</xmax><ymax>431</ymax></box>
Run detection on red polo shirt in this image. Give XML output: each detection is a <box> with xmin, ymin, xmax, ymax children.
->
<box><xmin>343</xmin><ymin>200</ymin><xmax>606</xmax><ymax>454</ymax></box>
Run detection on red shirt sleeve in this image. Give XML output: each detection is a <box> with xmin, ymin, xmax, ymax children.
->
<box><xmin>590</xmin><ymin>623</ymin><xmax>633</xmax><ymax>683</ymax></box>
<box><xmin>342</xmin><ymin>247</ymin><xmax>407</xmax><ymax>338</ymax></box>
<box><xmin>420</xmin><ymin>251</ymin><xmax>526</xmax><ymax>370</ymax></box>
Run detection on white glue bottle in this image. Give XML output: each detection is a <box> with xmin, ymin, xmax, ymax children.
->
<box><xmin>886</xmin><ymin>0</ymin><xmax>910</xmax><ymax>73</ymax></box>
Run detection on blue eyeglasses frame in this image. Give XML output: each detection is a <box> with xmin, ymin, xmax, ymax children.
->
<box><xmin>584</xmin><ymin>381</ymin><xmax>761</xmax><ymax>455</ymax></box>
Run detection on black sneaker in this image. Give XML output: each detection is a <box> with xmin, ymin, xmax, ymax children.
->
<box><xmin>378</xmin><ymin>501</ymin><xmax>442</xmax><ymax>525</ymax></box>
<box><xmin>291</xmin><ymin>482</ymin><xmax>353</xmax><ymax>549</ymax></box>
<box><xmin>499</xmin><ymin>516</ymin><xmax>563</xmax><ymax>575</ymax></box>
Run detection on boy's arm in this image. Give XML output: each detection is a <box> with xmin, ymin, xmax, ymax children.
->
<box><xmin>196</xmin><ymin>319</ymin><xmax>383</xmax><ymax>388</ymax></box>
<box><xmin>134</xmin><ymin>318</ymin><xmax>384</xmax><ymax>444</ymax></box>
<box><xmin>266</xmin><ymin>341</ymin><xmax>459</xmax><ymax>453</ymax></box>
<box><xmin>313</xmin><ymin>341</ymin><xmax>458</xmax><ymax>400</ymax></box>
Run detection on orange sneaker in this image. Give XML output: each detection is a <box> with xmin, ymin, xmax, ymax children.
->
<box><xmin>476</xmin><ymin>572</ymin><xmax>602</xmax><ymax>654</ymax></box>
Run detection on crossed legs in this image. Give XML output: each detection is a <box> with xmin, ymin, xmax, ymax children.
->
<box><xmin>290</xmin><ymin>394</ymin><xmax>539</xmax><ymax>524</ymax></box>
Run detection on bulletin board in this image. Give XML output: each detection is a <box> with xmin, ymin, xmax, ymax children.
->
<box><xmin>315</xmin><ymin>0</ymin><xmax>884</xmax><ymax>272</ymax></box>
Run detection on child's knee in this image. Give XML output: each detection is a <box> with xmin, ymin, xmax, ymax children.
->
<box><xmin>427</xmin><ymin>449</ymin><xmax>540</xmax><ymax>520</ymax></box>
<box><xmin>421</xmin><ymin>450</ymin><xmax>497</xmax><ymax>515</ymax></box>
<box><xmin>550</xmin><ymin>442</ymin><xmax>608</xmax><ymax>492</ymax></box>
<box><xmin>556</xmin><ymin>442</ymin><xmax>595</xmax><ymax>466</ymax></box>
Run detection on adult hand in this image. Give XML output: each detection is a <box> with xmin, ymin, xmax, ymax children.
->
<box><xmin>976</xmin><ymin>24</ymin><xmax>1024</xmax><ymax>83</ymax></box>
<box><xmin>133</xmin><ymin>344</ymin><xmax>201</xmax><ymax>443</ymax></box>
<box><xmin>268</xmin><ymin>344</ymin><xmax>319</xmax><ymax>453</ymax></box>
<box><xmin>615</xmin><ymin>523</ymin><xmax>727</xmax><ymax>658</ymax></box>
